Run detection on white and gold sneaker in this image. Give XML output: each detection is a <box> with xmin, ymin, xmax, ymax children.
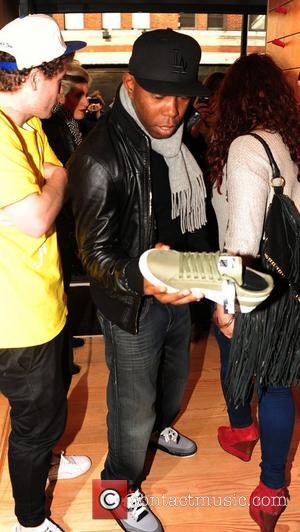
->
<box><xmin>139</xmin><ymin>250</ymin><xmax>274</xmax><ymax>313</ymax></box>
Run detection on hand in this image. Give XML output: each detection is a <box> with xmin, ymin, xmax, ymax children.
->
<box><xmin>154</xmin><ymin>242</ymin><xmax>170</xmax><ymax>251</ymax></box>
<box><xmin>143</xmin><ymin>243</ymin><xmax>204</xmax><ymax>304</ymax></box>
<box><xmin>213</xmin><ymin>303</ymin><xmax>235</xmax><ymax>339</ymax></box>
<box><xmin>194</xmin><ymin>101</ymin><xmax>210</xmax><ymax>120</ymax></box>
<box><xmin>88</xmin><ymin>103</ymin><xmax>101</xmax><ymax>113</ymax></box>
<box><xmin>43</xmin><ymin>163</ymin><xmax>67</xmax><ymax>185</ymax></box>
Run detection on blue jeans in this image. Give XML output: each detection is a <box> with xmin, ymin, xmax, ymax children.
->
<box><xmin>215</xmin><ymin>325</ymin><xmax>295</xmax><ymax>488</ymax></box>
<box><xmin>98</xmin><ymin>297</ymin><xmax>191</xmax><ymax>488</ymax></box>
<box><xmin>214</xmin><ymin>324</ymin><xmax>253</xmax><ymax>427</ymax></box>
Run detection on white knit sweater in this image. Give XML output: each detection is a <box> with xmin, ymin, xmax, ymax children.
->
<box><xmin>212</xmin><ymin>131</ymin><xmax>300</xmax><ymax>257</ymax></box>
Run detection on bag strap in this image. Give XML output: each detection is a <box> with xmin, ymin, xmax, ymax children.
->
<box><xmin>249</xmin><ymin>132</ymin><xmax>285</xmax><ymax>194</ymax></box>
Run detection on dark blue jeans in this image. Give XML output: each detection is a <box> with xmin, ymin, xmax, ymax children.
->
<box><xmin>0</xmin><ymin>329</ymin><xmax>68</xmax><ymax>527</ymax></box>
<box><xmin>259</xmin><ymin>386</ymin><xmax>295</xmax><ymax>488</ymax></box>
<box><xmin>215</xmin><ymin>325</ymin><xmax>295</xmax><ymax>488</ymax></box>
<box><xmin>214</xmin><ymin>324</ymin><xmax>253</xmax><ymax>427</ymax></box>
<box><xmin>98</xmin><ymin>297</ymin><xmax>191</xmax><ymax>489</ymax></box>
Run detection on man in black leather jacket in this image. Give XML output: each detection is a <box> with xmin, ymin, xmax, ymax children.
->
<box><xmin>69</xmin><ymin>29</ymin><xmax>210</xmax><ymax>532</ymax></box>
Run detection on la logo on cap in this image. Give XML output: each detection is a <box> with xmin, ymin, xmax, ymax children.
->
<box><xmin>170</xmin><ymin>48</ymin><xmax>188</xmax><ymax>75</ymax></box>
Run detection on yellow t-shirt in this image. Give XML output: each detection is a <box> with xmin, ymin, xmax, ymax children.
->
<box><xmin>0</xmin><ymin>110</ymin><xmax>67</xmax><ymax>348</ymax></box>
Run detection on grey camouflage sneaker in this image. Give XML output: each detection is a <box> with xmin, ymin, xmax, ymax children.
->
<box><xmin>139</xmin><ymin>250</ymin><xmax>274</xmax><ymax>313</ymax></box>
<box><xmin>116</xmin><ymin>489</ymin><xmax>163</xmax><ymax>532</ymax></box>
<box><xmin>151</xmin><ymin>427</ymin><xmax>197</xmax><ymax>457</ymax></box>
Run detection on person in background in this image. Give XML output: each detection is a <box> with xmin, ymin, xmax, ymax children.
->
<box><xmin>209</xmin><ymin>53</ymin><xmax>300</xmax><ymax>531</ymax></box>
<box><xmin>43</xmin><ymin>60</ymin><xmax>90</xmax><ymax>163</ymax></box>
<box><xmin>183</xmin><ymin>73</ymin><xmax>225</xmax><ymax>341</ymax></box>
<box><xmin>79</xmin><ymin>89</ymin><xmax>105</xmax><ymax>136</ymax></box>
<box><xmin>43</xmin><ymin>61</ymin><xmax>91</xmax><ymax>371</ymax></box>
<box><xmin>0</xmin><ymin>14</ymin><xmax>90</xmax><ymax>532</ymax></box>
<box><xmin>193</xmin><ymin>72</ymin><xmax>225</xmax><ymax>143</ymax></box>
<box><xmin>87</xmin><ymin>89</ymin><xmax>105</xmax><ymax>119</ymax></box>
<box><xmin>184</xmin><ymin>71</ymin><xmax>225</xmax><ymax>173</ymax></box>
<box><xmin>69</xmin><ymin>29</ymin><xmax>209</xmax><ymax>532</ymax></box>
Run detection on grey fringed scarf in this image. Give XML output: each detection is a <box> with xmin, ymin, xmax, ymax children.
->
<box><xmin>52</xmin><ymin>104</ymin><xmax>82</xmax><ymax>147</ymax></box>
<box><xmin>120</xmin><ymin>84</ymin><xmax>207</xmax><ymax>233</ymax></box>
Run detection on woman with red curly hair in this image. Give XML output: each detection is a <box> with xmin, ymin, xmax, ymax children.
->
<box><xmin>209</xmin><ymin>53</ymin><xmax>300</xmax><ymax>531</ymax></box>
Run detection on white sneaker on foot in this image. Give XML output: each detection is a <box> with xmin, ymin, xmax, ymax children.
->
<box><xmin>13</xmin><ymin>518</ymin><xmax>63</xmax><ymax>531</ymax></box>
<box><xmin>48</xmin><ymin>452</ymin><xmax>91</xmax><ymax>481</ymax></box>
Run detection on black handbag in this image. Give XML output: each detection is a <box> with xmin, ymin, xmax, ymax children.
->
<box><xmin>250</xmin><ymin>133</ymin><xmax>300</xmax><ymax>300</ymax></box>
<box><xmin>224</xmin><ymin>133</ymin><xmax>300</xmax><ymax>406</ymax></box>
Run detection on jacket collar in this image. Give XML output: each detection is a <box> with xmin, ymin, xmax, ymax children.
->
<box><xmin>109</xmin><ymin>85</ymin><xmax>150</xmax><ymax>153</ymax></box>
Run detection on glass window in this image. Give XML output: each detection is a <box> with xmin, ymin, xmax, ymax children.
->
<box><xmin>207</xmin><ymin>14</ymin><xmax>224</xmax><ymax>30</ymax></box>
<box><xmin>179</xmin><ymin>13</ymin><xmax>196</xmax><ymax>29</ymax></box>
<box><xmin>249</xmin><ymin>14</ymin><xmax>266</xmax><ymax>31</ymax></box>
<box><xmin>64</xmin><ymin>13</ymin><xmax>84</xmax><ymax>30</ymax></box>
<box><xmin>102</xmin><ymin>13</ymin><xmax>121</xmax><ymax>29</ymax></box>
<box><xmin>132</xmin><ymin>13</ymin><xmax>150</xmax><ymax>29</ymax></box>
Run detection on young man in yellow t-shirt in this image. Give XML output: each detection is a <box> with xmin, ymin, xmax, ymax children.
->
<box><xmin>0</xmin><ymin>15</ymin><xmax>88</xmax><ymax>532</ymax></box>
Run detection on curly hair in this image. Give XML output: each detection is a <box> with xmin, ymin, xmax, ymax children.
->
<box><xmin>208</xmin><ymin>53</ymin><xmax>300</xmax><ymax>191</ymax></box>
<box><xmin>0</xmin><ymin>52</ymin><xmax>73</xmax><ymax>91</ymax></box>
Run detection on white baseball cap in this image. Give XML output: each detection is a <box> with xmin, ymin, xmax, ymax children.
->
<box><xmin>0</xmin><ymin>14</ymin><xmax>86</xmax><ymax>70</ymax></box>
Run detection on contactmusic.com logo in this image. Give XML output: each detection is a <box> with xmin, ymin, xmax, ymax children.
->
<box><xmin>92</xmin><ymin>480</ymin><xmax>128</xmax><ymax>519</ymax></box>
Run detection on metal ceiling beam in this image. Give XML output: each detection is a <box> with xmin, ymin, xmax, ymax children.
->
<box><xmin>19</xmin><ymin>0</ymin><xmax>31</xmax><ymax>16</ymax></box>
<box><xmin>28</xmin><ymin>1</ymin><xmax>267</xmax><ymax>15</ymax></box>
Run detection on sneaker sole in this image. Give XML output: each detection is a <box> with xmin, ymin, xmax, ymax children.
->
<box><xmin>139</xmin><ymin>250</ymin><xmax>273</xmax><ymax>313</ymax></box>
<box><xmin>115</xmin><ymin>514</ymin><xmax>164</xmax><ymax>532</ymax></box>
<box><xmin>149</xmin><ymin>440</ymin><xmax>197</xmax><ymax>457</ymax></box>
<box><xmin>48</xmin><ymin>462</ymin><xmax>91</xmax><ymax>481</ymax></box>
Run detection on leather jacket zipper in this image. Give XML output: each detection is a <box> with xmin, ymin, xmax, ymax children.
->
<box><xmin>133</xmin><ymin>136</ymin><xmax>153</xmax><ymax>334</ymax></box>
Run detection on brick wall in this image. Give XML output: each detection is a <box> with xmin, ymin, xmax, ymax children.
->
<box><xmin>197</xmin><ymin>14</ymin><xmax>208</xmax><ymax>30</ymax></box>
<box><xmin>121</xmin><ymin>13</ymin><xmax>132</xmax><ymax>29</ymax></box>
<box><xmin>84</xmin><ymin>14</ymin><xmax>101</xmax><ymax>30</ymax></box>
<box><xmin>226</xmin><ymin>14</ymin><xmax>242</xmax><ymax>31</ymax></box>
<box><xmin>52</xmin><ymin>12</ymin><xmax>249</xmax><ymax>33</ymax></box>
<box><xmin>151</xmin><ymin>13</ymin><xmax>178</xmax><ymax>29</ymax></box>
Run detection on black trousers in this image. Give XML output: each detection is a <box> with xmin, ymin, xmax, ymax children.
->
<box><xmin>0</xmin><ymin>328</ymin><xmax>69</xmax><ymax>527</ymax></box>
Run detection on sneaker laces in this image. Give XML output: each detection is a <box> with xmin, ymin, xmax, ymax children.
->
<box><xmin>179</xmin><ymin>252</ymin><xmax>222</xmax><ymax>281</ymax></box>
<box><xmin>127</xmin><ymin>489</ymin><xmax>149</xmax><ymax>522</ymax></box>
<box><xmin>51</xmin><ymin>451</ymin><xmax>77</xmax><ymax>467</ymax></box>
<box><xmin>179</xmin><ymin>253</ymin><xmax>240</xmax><ymax>314</ymax></box>
<box><xmin>178</xmin><ymin>252</ymin><xmax>243</xmax><ymax>285</ymax></box>
<box><xmin>59</xmin><ymin>452</ymin><xmax>76</xmax><ymax>466</ymax></box>
<box><xmin>160</xmin><ymin>427</ymin><xmax>178</xmax><ymax>443</ymax></box>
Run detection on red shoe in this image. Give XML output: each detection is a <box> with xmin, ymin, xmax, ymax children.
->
<box><xmin>249</xmin><ymin>481</ymin><xmax>288</xmax><ymax>531</ymax></box>
<box><xmin>217</xmin><ymin>422</ymin><xmax>259</xmax><ymax>461</ymax></box>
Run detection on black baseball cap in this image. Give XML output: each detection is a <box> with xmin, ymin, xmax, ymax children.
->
<box><xmin>128</xmin><ymin>29</ymin><xmax>209</xmax><ymax>98</ymax></box>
